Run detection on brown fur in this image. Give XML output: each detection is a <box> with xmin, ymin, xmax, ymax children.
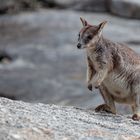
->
<box><xmin>77</xmin><ymin>17</ymin><xmax>140</xmax><ymax>121</ymax></box>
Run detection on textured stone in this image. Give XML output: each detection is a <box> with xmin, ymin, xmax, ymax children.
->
<box><xmin>0</xmin><ymin>97</ymin><xmax>140</xmax><ymax>140</ymax></box>
<box><xmin>109</xmin><ymin>0</ymin><xmax>140</xmax><ymax>19</ymax></box>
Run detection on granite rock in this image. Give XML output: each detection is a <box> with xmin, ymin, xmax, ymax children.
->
<box><xmin>0</xmin><ymin>97</ymin><xmax>140</xmax><ymax>140</ymax></box>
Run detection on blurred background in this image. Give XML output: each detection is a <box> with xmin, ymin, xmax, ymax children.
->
<box><xmin>0</xmin><ymin>0</ymin><xmax>140</xmax><ymax>114</ymax></box>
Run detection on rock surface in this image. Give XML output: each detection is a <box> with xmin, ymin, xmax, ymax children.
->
<box><xmin>0</xmin><ymin>0</ymin><xmax>109</xmax><ymax>13</ymax></box>
<box><xmin>0</xmin><ymin>0</ymin><xmax>140</xmax><ymax>19</ymax></box>
<box><xmin>39</xmin><ymin>0</ymin><xmax>140</xmax><ymax>19</ymax></box>
<box><xmin>0</xmin><ymin>0</ymin><xmax>106</xmax><ymax>13</ymax></box>
<box><xmin>0</xmin><ymin>0</ymin><xmax>40</xmax><ymax>14</ymax></box>
<box><xmin>109</xmin><ymin>0</ymin><xmax>140</xmax><ymax>19</ymax></box>
<box><xmin>0</xmin><ymin>10</ymin><xmax>140</xmax><ymax>113</ymax></box>
<box><xmin>0</xmin><ymin>97</ymin><xmax>140</xmax><ymax>140</ymax></box>
<box><xmin>54</xmin><ymin>0</ymin><xmax>108</xmax><ymax>12</ymax></box>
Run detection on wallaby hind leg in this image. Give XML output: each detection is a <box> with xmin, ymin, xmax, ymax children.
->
<box><xmin>131</xmin><ymin>93</ymin><xmax>140</xmax><ymax>121</ymax></box>
<box><xmin>95</xmin><ymin>84</ymin><xmax>116</xmax><ymax>114</ymax></box>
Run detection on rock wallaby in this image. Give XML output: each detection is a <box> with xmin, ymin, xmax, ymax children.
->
<box><xmin>77</xmin><ymin>17</ymin><xmax>140</xmax><ymax>121</ymax></box>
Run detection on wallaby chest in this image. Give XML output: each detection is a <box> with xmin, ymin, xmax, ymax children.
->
<box><xmin>86</xmin><ymin>46</ymin><xmax>106</xmax><ymax>71</ymax></box>
<box><xmin>87</xmin><ymin>48</ymin><xmax>132</xmax><ymax>99</ymax></box>
<box><xmin>103</xmin><ymin>71</ymin><xmax>131</xmax><ymax>98</ymax></box>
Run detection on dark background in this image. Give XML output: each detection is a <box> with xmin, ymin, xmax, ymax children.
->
<box><xmin>0</xmin><ymin>0</ymin><xmax>140</xmax><ymax>114</ymax></box>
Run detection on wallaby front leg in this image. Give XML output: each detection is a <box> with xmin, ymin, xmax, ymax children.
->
<box><xmin>86</xmin><ymin>57</ymin><xmax>96</xmax><ymax>91</ymax></box>
<box><xmin>92</xmin><ymin>68</ymin><xmax>108</xmax><ymax>88</ymax></box>
<box><xmin>91</xmin><ymin>53</ymin><xmax>108</xmax><ymax>88</ymax></box>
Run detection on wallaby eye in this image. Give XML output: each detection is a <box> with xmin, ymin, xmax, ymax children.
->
<box><xmin>87</xmin><ymin>35</ymin><xmax>92</xmax><ymax>40</ymax></box>
<box><xmin>84</xmin><ymin>35</ymin><xmax>93</xmax><ymax>44</ymax></box>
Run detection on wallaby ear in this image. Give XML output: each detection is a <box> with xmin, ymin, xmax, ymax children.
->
<box><xmin>80</xmin><ymin>17</ymin><xmax>88</xmax><ymax>27</ymax></box>
<box><xmin>97</xmin><ymin>21</ymin><xmax>107</xmax><ymax>33</ymax></box>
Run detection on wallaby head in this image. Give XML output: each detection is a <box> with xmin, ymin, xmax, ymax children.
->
<box><xmin>77</xmin><ymin>17</ymin><xmax>107</xmax><ymax>49</ymax></box>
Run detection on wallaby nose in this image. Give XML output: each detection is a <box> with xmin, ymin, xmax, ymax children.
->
<box><xmin>77</xmin><ymin>43</ymin><xmax>81</xmax><ymax>49</ymax></box>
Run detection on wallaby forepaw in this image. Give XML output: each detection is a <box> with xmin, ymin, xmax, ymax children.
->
<box><xmin>95</xmin><ymin>104</ymin><xmax>115</xmax><ymax>114</ymax></box>
<box><xmin>132</xmin><ymin>114</ymin><xmax>140</xmax><ymax>121</ymax></box>
<box><xmin>95</xmin><ymin>85</ymin><xmax>99</xmax><ymax>89</ymax></box>
<box><xmin>94</xmin><ymin>81</ymin><xmax>101</xmax><ymax>89</ymax></box>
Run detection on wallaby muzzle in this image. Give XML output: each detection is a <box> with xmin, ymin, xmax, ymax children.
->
<box><xmin>77</xmin><ymin>43</ymin><xmax>82</xmax><ymax>49</ymax></box>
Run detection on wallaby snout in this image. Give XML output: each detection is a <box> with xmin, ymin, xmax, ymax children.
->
<box><xmin>77</xmin><ymin>43</ymin><xmax>82</xmax><ymax>49</ymax></box>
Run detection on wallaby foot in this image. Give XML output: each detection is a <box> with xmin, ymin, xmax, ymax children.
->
<box><xmin>95</xmin><ymin>104</ymin><xmax>115</xmax><ymax>114</ymax></box>
<box><xmin>132</xmin><ymin>114</ymin><xmax>140</xmax><ymax>121</ymax></box>
<box><xmin>131</xmin><ymin>94</ymin><xmax>140</xmax><ymax>121</ymax></box>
